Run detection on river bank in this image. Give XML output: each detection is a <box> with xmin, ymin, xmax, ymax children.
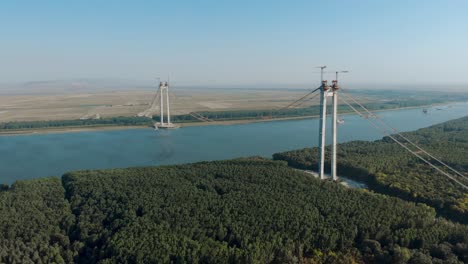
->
<box><xmin>0</xmin><ymin>101</ymin><xmax>463</xmax><ymax>136</ymax></box>
<box><xmin>2</xmin><ymin>102</ymin><xmax>467</xmax><ymax>184</ymax></box>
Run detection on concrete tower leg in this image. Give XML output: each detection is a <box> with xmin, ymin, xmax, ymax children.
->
<box><xmin>166</xmin><ymin>83</ymin><xmax>171</xmax><ymax>124</ymax></box>
<box><xmin>332</xmin><ymin>87</ymin><xmax>338</xmax><ymax>181</ymax></box>
<box><xmin>318</xmin><ymin>81</ymin><xmax>328</xmax><ymax>180</ymax></box>
<box><xmin>160</xmin><ymin>82</ymin><xmax>164</xmax><ymax>125</ymax></box>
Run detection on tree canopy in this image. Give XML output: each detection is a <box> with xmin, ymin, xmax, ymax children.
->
<box><xmin>273</xmin><ymin>116</ymin><xmax>468</xmax><ymax>224</ymax></box>
<box><xmin>1</xmin><ymin>158</ymin><xmax>467</xmax><ymax>263</ymax></box>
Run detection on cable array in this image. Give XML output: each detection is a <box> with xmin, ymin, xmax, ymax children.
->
<box><xmin>280</xmin><ymin>87</ymin><xmax>321</xmax><ymax>110</ymax></box>
<box><xmin>339</xmin><ymin>93</ymin><xmax>467</xmax><ymax>190</ymax></box>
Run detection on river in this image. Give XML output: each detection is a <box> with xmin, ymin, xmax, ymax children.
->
<box><xmin>1</xmin><ymin>102</ymin><xmax>467</xmax><ymax>184</ymax></box>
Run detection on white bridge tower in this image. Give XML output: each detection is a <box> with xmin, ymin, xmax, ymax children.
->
<box><xmin>155</xmin><ymin>81</ymin><xmax>179</xmax><ymax>129</ymax></box>
<box><xmin>318</xmin><ymin>67</ymin><xmax>341</xmax><ymax>181</ymax></box>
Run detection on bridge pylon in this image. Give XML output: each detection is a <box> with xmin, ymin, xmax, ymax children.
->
<box><xmin>318</xmin><ymin>76</ymin><xmax>340</xmax><ymax>181</ymax></box>
<box><xmin>155</xmin><ymin>81</ymin><xmax>179</xmax><ymax>129</ymax></box>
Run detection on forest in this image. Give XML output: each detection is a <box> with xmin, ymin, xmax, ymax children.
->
<box><xmin>0</xmin><ymin>178</ymin><xmax>75</xmax><ymax>263</ymax></box>
<box><xmin>1</xmin><ymin>158</ymin><xmax>468</xmax><ymax>263</ymax></box>
<box><xmin>273</xmin><ymin>116</ymin><xmax>468</xmax><ymax>224</ymax></box>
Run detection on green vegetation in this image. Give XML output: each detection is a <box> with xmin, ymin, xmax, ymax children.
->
<box><xmin>1</xmin><ymin>115</ymin><xmax>467</xmax><ymax>263</ymax></box>
<box><xmin>0</xmin><ymin>178</ymin><xmax>75</xmax><ymax>263</ymax></box>
<box><xmin>164</xmin><ymin>98</ymin><xmax>453</xmax><ymax>123</ymax></box>
<box><xmin>273</xmin><ymin>116</ymin><xmax>468</xmax><ymax>224</ymax></box>
<box><xmin>0</xmin><ymin>116</ymin><xmax>153</xmax><ymax>131</ymax></box>
<box><xmin>2</xmin><ymin>158</ymin><xmax>468</xmax><ymax>263</ymax></box>
<box><xmin>1</xmin><ymin>95</ymin><xmax>464</xmax><ymax>131</ymax></box>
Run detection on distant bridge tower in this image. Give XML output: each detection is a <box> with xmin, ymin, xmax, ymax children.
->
<box><xmin>156</xmin><ymin>81</ymin><xmax>179</xmax><ymax>129</ymax></box>
<box><xmin>317</xmin><ymin>67</ymin><xmax>341</xmax><ymax>181</ymax></box>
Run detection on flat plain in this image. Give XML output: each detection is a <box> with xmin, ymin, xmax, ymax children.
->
<box><xmin>0</xmin><ymin>88</ymin><xmax>324</xmax><ymax>122</ymax></box>
<box><xmin>0</xmin><ymin>86</ymin><xmax>462</xmax><ymax>123</ymax></box>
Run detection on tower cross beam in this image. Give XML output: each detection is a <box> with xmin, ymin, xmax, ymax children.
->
<box><xmin>317</xmin><ymin>67</ymin><xmax>346</xmax><ymax>181</ymax></box>
<box><xmin>155</xmin><ymin>80</ymin><xmax>179</xmax><ymax>129</ymax></box>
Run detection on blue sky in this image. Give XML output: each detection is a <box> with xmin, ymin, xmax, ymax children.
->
<box><xmin>1</xmin><ymin>0</ymin><xmax>468</xmax><ymax>87</ymax></box>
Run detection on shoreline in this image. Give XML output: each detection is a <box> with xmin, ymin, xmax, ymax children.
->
<box><xmin>0</xmin><ymin>101</ymin><xmax>463</xmax><ymax>136</ymax></box>
<box><xmin>0</xmin><ymin>125</ymin><xmax>150</xmax><ymax>136</ymax></box>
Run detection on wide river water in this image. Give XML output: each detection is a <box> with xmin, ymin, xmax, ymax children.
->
<box><xmin>1</xmin><ymin>102</ymin><xmax>467</xmax><ymax>184</ymax></box>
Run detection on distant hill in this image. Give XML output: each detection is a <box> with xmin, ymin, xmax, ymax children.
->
<box><xmin>1</xmin><ymin>80</ymin><xmax>467</xmax><ymax>95</ymax></box>
<box><xmin>0</xmin><ymin>79</ymin><xmax>155</xmax><ymax>95</ymax></box>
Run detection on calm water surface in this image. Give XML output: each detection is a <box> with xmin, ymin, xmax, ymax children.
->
<box><xmin>1</xmin><ymin>102</ymin><xmax>467</xmax><ymax>184</ymax></box>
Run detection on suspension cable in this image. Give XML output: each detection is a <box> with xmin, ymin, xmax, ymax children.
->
<box><xmin>279</xmin><ymin>86</ymin><xmax>321</xmax><ymax>110</ymax></box>
<box><xmin>340</xmin><ymin>90</ymin><xmax>467</xmax><ymax>180</ymax></box>
<box><xmin>292</xmin><ymin>92</ymin><xmax>321</xmax><ymax>108</ymax></box>
<box><xmin>340</xmin><ymin>96</ymin><xmax>468</xmax><ymax>190</ymax></box>
<box><xmin>189</xmin><ymin>112</ymin><xmax>214</xmax><ymax>122</ymax></box>
<box><xmin>149</xmin><ymin>87</ymin><xmax>160</xmax><ymax>109</ymax></box>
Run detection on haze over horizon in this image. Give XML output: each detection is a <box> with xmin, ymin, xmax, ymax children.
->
<box><xmin>1</xmin><ymin>78</ymin><xmax>467</xmax><ymax>92</ymax></box>
<box><xmin>1</xmin><ymin>0</ymin><xmax>468</xmax><ymax>89</ymax></box>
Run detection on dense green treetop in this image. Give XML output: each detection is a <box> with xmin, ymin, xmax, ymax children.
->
<box><xmin>0</xmin><ymin>177</ymin><xmax>75</xmax><ymax>264</ymax></box>
<box><xmin>60</xmin><ymin>159</ymin><xmax>467</xmax><ymax>263</ymax></box>
<box><xmin>273</xmin><ymin>116</ymin><xmax>468</xmax><ymax>224</ymax></box>
<box><xmin>1</xmin><ymin>116</ymin><xmax>467</xmax><ymax>263</ymax></box>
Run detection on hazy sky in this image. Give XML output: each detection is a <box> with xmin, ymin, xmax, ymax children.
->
<box><xmin>1</xmin><ymin>0</ymin><xmax>468</xmax><ymax>87</ymax></box>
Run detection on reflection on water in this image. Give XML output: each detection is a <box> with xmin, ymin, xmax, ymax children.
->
<box><xmin>1</xmin><ymin>102</ymin><xmax>467</xmax><ymax>184</ymax></box>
